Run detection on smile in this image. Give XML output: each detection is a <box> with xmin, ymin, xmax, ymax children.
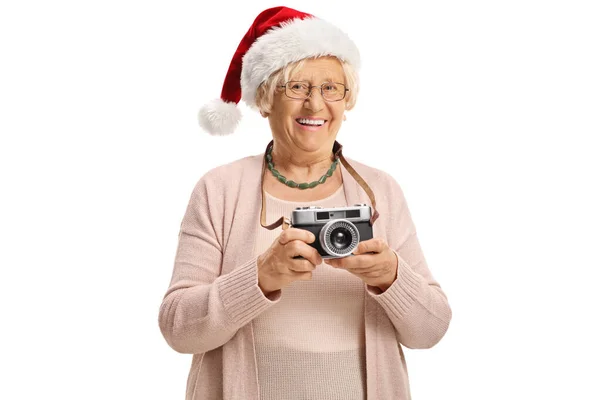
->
<box><xmin>296</xmin><ymin>118</ymin><xmax>326</xmax><ymax>126</ymax></box>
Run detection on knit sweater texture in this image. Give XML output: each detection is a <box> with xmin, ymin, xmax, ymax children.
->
<box><xmin>158</xmin><ymin>151</ymin><xmax>452</xmax><ymax>400</ymax></box>
<box><xmin>254</xmin><ymin>186</ymin><xmax>366</xmax><ymax>399</ymax></box>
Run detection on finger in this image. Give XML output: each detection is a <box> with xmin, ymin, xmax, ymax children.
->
<box><xmin>286</xmin><ymin>241</ymin><xmax>322</xmax><ymax>266</ymax></box>
<box><xmin>291</xmin><ymin>271</ymin><xmax>313</xmax><ymax>281</ymax></box>
<box><xmin>331</xmin><ymin>254</ymin><xmax>377</xmax><ymax>271</ymax></box>
<box><xmin>324</xmin><ymin>257</ymin><xmax>343</xmax><ymax>267</ymax></box>
<box><xmin>362</xmin><ymin>270</ymin><xmax>385</xmax><ymax>278</ymax></box>
<box><xmin>352</xmin><ymin>238</ymin><xmax>384</xmax><ymax>255</ymax></box>
<box><xmin>353</xmin><ymin>238</ymin><xmax>387</xmax><ymax>255</ymax></box>
<box><xmin>288</xmin><ymin>258</ymin><xmax>317</xmax><ymax>273</ymax></box>
<box><xmin>279</xmin><ymin>228</ymin><xmax>316</xmax><ymax>245</ymax></box>
<box><xmin>323</xmin><ymin>257</ymin><xmax>337</xmax><ymax>266</ymax></box>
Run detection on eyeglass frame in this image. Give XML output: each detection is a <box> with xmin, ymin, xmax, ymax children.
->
<box><xmin>278</xmin><ymin>81</ymin><xmax>349</xmax><ymax>102</ymax></box>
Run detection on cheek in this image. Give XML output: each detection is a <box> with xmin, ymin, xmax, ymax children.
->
<box><xmin>333</xmin><ymin>101</ymin><xmax>346</xmax><ymax>115</ymax></box>
<box><xmin>330</xmin><ymin>106</ymin><xmax>346</xmax><ymax>124</ymax></box>
<box><xmin>282</xmin><ymin>104</ymin><xmax>303</xmax><ymax>125</ymax></box>
<box><xmin>270</xmin><ymin>101</ymin><xmax>296</xmax><ymax>127</ymax></box>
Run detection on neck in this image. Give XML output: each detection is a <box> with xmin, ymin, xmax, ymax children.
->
<box><xmin>271</xmin><ymin>140</ymin><xmax>336</xmax><ymax>182</ymax></box>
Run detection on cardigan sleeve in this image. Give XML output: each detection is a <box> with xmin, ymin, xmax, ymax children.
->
<box><xmin>365</xmin><ymin>173</ymin><xmax>452</xmax><ymax>349</ymax></box>
<box><xmin>158</xmin><ymin>174</ymin><xmax>281</xmax><ymax>354</ymax></box>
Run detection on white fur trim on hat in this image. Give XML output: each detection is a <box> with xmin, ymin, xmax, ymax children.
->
<box><xmin>240</xmin><ymin>17</ymin><xmax>361</xmax><ymax>109</ymax></box>
<box><xmin>198</xmin><ymin>98</ymin><xmax>242</xmax><ymax>136</ymax></box>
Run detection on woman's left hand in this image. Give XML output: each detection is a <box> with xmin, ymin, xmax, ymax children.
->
<box><xmin>324</xmin><ymin>238</ymin><xmax>398</xmax><ymax>292</ymax></box>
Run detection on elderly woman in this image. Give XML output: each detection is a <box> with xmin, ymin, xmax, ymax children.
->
<box><xmin>159</xmin><ymin>6</ymin><xmax>451</xmax><ymax>400</ymax></box>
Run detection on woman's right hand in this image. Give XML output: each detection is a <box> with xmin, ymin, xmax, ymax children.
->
<box><xmin>257</xmin><ymin>228</ymin><xmax>323</xmax><ymax>295</ymax></box>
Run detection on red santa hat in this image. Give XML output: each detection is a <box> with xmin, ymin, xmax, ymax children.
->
<box><xmin>198</xmin><ymin>6</ymin><xmax>361</xmax><ymax>135</ymax></box>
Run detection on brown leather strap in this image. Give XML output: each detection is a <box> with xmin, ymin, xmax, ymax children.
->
<box><xmin>337</xmin><ymin>153</ymin><xmax>380</xmax><ymax>226</ymax></box>
<box><xmin>260</xmin><ymin>140</ymin><xmax>379</xmax><ymax>230</ymax></box>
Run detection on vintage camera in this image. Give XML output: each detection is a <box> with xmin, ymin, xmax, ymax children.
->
<box><xmin>291</xmin><ymin>204</ymin><xmax>373</xmax><ymax>259</ymax></box>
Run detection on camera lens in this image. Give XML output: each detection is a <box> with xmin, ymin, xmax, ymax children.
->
<box><xmin>330</xmin><ymin>227</ymin><xmax>352</xmax><ymax>250</ymax></box>
<box><xmin>319</xmin><ymin>219</ymin><xmax>360</xmax><ymax>257</ymax></box>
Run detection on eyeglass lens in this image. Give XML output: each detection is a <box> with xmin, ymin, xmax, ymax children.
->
<box><xmin>285</xmin><ymin>82</ymin><xmax>346</xmax><ymax>101</ymax></box>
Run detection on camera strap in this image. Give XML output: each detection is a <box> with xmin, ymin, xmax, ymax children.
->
<box><xmin>260</xmin><ymin>140</ymin><xmax>380</xmax><ymax>231</ymax></box>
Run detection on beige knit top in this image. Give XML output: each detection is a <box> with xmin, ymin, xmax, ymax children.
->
<box><xmin>158</xmin><ymin>153</ymin><xmax>452</xmax><ymax>399</ymax></box>
<box><xmin>253</xmin><ymin>185</ymin><xmax>366</xmax><ymax>400</ymax></box>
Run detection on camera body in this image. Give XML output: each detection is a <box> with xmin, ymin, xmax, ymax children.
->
<box><xmin>291</xmin><ymin>204</ymin><xmax>373</xmax><ymax>259</ymax></box>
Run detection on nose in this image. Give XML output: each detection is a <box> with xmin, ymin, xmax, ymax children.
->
<box><xmin>303</xmin><ymin>87</ymin><xmax>325</xmax><ymax>112</ymax></box>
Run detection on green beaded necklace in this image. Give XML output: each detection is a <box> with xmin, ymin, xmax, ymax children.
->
<box><xmin>265</xmin><ymin>144</ymin><xmax>339</xmax><ymax>190</ymax></box>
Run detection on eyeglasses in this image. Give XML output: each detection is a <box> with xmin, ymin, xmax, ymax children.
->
<box><xmin>279</xmin><ymin>81</ymin><xmax>349</xmax><ymax>102</ymax></box>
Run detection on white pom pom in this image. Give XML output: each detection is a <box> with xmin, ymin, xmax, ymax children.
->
<box><xmin>198</xmin><ymin>99</ymin><xmax>242</xmax><ymax>136</ymax></box>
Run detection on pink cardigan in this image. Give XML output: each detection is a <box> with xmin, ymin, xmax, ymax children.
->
<box><xmin>158</xmin><ymin>151</ymin><xmax>452</xmax><ymax>399</ymax></box>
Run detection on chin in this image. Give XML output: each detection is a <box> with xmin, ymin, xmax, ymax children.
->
<box><xmin>293</xmin><ymin>135</ymin><xmax>330</xmax><ymax>152</ymax></box>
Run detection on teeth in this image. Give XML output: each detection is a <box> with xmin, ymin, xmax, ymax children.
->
<box><xmin>297</xmin><ymin>118</ymin><xmax>325</xmax><ymax>126</ymax></box>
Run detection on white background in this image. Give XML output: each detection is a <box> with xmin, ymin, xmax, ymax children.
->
<box><xmin>1</xmin><ymin>0</ymin><xmax>599</xmax><ymax>398</ymax></box>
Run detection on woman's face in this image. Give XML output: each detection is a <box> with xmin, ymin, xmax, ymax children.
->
<box><xmin>266</xmin><ymin>57</ymin><xmax>347</xmax><ymax>155</ymax></box>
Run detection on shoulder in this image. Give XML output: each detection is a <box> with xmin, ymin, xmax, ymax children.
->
<box><xmin>342</xmin><ymin>156</ymin><xmax>404</xmax><ymax>195</ymax></box>
<box><xmin>201</xmin><ymin>153</ymin><xmax>262</xmax><ymax>182</ymax></box>
<box><xmin>342</xmin><ymin>155</ymin><xmax>411</xmax><ymax>227</ymax></box>
<box><xmin>191</xmin><ymin>153</ymin><xmax>263</xmax><ymax>195</ymax></box>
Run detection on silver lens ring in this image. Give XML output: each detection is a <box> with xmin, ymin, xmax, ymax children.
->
<box><xmin>319</xmin><ymin>219</ymin><xmax>360</xmax><ymax>257</ymax></box>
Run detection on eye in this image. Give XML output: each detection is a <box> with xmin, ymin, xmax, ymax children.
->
<box><xmin>290</xmin><ymin>82</ymin><xmax>308</xmax><ymax>90</ymax></box>
<box><xmin>323</xmin><ymin>83</ymin><xmax>339</xmax><ymax>92</ymax></box>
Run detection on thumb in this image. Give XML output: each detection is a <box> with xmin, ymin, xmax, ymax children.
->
<box><xmin>352</xmin><ymin>242</ymin><xmax>365</xmax><ymax>255</ymax></box>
